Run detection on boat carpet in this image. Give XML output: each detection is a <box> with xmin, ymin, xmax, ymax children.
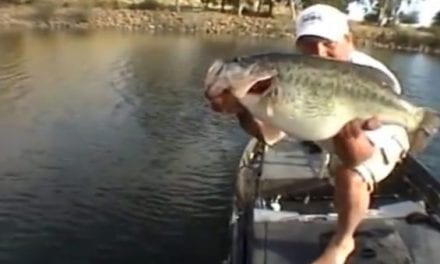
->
<box><xmin>252</xmin><ymin>218</ymin><xmax>440</xmax><ymax>264</ymax></box>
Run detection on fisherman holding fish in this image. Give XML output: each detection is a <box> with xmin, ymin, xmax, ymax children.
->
<box><xmin>292</xmin><ymin>5</ymin><xmax>408</xmax><ymax>263</ymax></box>
<box><xmin>204</xmin><ymin>4</ymin><xmax>439</xmax><ymax>264</ymax></box>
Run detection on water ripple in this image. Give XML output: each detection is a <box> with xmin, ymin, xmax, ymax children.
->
<box><xmin>0</xmin><ymin>64</ymin><xmax>30</xmax><ymax>104</ymax></box>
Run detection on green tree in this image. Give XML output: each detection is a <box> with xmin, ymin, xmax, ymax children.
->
<box><xmin>434</xmin><ymin>11</ymin><xmax>440</xmax><ymax>26</ymax></box>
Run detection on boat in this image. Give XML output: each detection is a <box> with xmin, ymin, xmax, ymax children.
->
<box><xmin>227</xmin><ymin>137</ymin><xmax>440</xmax><ymax>264</ymax></box>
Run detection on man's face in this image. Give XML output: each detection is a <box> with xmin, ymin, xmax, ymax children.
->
<box><xmin>296</xmin><ymin>35</ymin><xmax>353</xmax><ymax>61</ymax></box>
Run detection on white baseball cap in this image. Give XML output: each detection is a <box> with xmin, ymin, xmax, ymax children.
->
<box><xmin>295</xmin><ymin>4</ymin><xmax>350</xmax><ymax>43</ymax></box>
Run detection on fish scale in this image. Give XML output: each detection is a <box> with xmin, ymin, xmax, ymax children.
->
<box><xmin>280</xmin><ymin>63</ymin><xmax>408</xmax><ymax>116</ymax></box>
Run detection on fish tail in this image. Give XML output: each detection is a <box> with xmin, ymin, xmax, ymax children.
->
<box><xmin>408</xmin><ymin>108</ymin><xmax>440</xmax><ymax>154</ymax></box>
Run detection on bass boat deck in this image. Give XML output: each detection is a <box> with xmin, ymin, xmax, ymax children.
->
<box><xmin>228</xmin><ymin>138</ymin><xmax>440</xmax><ymax>264</ymax></box>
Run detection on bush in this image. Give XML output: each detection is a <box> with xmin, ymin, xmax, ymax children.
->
<box><xmin>364</xmin><ymin>12</ymin><xmax>379</xmax><ymax>23</ymax></box>
<box><xmin>392</xmin><ymin>28</ymin><xmax>440</xmax><ymax>48</ymax></box>
<box><xmin>131</xmin><ymin>0</ymin><xmax>162</xmax><ymax>10</ymax></box>
<box><xmin>300</xmin><ymin>0</ymin><xmax>346</xmax><ymax>10</ymax></box>
<box><xmin>94</xmin><ymin>0</ymin><xmax>130</xmax><ymax>9</ymax></box>
<box><xmin>398</xmin><ymin>12</ymin><xmax>418</xmax><ymax>24</ymax></box>
<box><xmin>67</xmin><ymin>0</ymin><xmax>93</xmax><ymax>23</ymax></box>
<box><xmin>434</xmin><ymin>11</ymin><xmax>440</xmax><ymax>26</ymax></box>
<box><xmin>0</xmin><ymin>0</ymin><xmax>32</xmax><ymax>4</ymax></box>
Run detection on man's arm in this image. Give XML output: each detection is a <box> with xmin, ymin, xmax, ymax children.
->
<box><xmin>333</xmin><ymin>117</ymin><xmax>381</xmax><ymax>167</ymax></box>
<box><xmin>236</xmin><ymin>108</ymin><xmax>263</xmax><ymax>141</ymax></box>
<box><xmin>205</xmin><ymin>90</ymin><xmax>285</xmax><ymax>145</ymax></box>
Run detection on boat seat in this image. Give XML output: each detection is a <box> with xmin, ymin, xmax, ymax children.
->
<box><xmin>259</xmin><ymin>138</ymin><xmax>331</xmax><ymax>197</ymax></box>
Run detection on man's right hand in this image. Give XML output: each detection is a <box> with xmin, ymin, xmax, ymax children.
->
<box><xmin>333</xmin><ymin>117</ymin><xmax>381</xmax><ymax>167</ymax></box>
<box><xmin>206</xmin><ymin>90</ymin><xmax>285</xmax><ymax>145</ymax></box>
<box><xmin>236</xmin><ymin>109</ymin><xmax>265</xmax><ymax>141</ymax></box>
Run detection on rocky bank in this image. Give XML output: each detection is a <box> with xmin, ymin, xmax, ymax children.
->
<box><xmin>0</xmin><ymin>4</ymin><xmax>439</xmax><ymax>55</ymax></box>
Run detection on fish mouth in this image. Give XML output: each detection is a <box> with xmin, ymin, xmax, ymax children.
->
<box><xmin>204</xmin><ymin>78</ymin><xmax>273</xmax><ymax>114</ymax></box>
<box><xmin>204</xmin><ymin>77</ymin><xmax>272</xmax><ymax>100</ymax></box>
<box><xmin>203</xmin><ymin>59</ymin><xmax>276</xmax><ymax>114</ymax></box>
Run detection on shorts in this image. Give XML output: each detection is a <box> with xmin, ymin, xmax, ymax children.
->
<box><xmin>327</xmin><ymin>124</ymin><xmax>410</xmax><ymax>191</ymax></box>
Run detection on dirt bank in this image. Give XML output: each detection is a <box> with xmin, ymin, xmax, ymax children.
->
<box><xmin>0</xmin><ymin>4</ymin><xmax>439</xmax><ymax>55</ymax></box>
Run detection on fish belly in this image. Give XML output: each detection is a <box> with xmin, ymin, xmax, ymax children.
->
<box><xmin>269</xmin><ymin>115</ymin><xmax>348</xmax><ymax>141</ymax></box>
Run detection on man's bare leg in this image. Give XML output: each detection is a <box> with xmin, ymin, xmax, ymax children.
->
<box><xmin>312</xmin><ymin>166</ymin><xmax>371</xmax><ymax>264</ymax></box>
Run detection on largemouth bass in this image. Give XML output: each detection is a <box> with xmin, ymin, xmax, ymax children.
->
<box><xmin>203</xmin><ymin>52</ymin><xmax>440</xmax><ymax>153</ymax></box>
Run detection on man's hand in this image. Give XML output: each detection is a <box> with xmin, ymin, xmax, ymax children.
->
<box><xmin>206</xmin><ymin>90</ymin><xmax>285</xmax><ymax>144</ymax></box>
<box><xmin>333</xmin><ymin>117</ymin><xmax>381</xmax><ymax>167</ymax></box>
<box><xmin>236</xmin><ymin>109</ymin><xmax>265</xmax><ymax>141</ymax></box>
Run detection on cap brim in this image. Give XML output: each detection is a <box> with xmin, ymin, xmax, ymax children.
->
<box><xmin>295</xmin><ymin>25</ymin><xmax>342</xmax><ymax>42</ymax></box>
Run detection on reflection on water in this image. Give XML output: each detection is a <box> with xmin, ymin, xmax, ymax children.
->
<box><xmin>0</xmin><ymin>32</ymin><xmax>29</xmax><ymax>109</ymax></box>
<box><xmin>0</xmin><ymin>30</ymin><xmax>439</xmax><ymax>264</ymax></box>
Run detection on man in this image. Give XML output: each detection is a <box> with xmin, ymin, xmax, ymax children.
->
<box><xmin>206</xmin><ymin>4</ymin><xmax>410</xmax><ymax>264</ymax></box>
<box><xmin>293</xmin><ymin>5</ymin><xmax>409</xmax><ymax>263</ymax></box>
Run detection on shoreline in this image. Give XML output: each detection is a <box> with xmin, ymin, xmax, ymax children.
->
<box><xmin>0</xmin><ymin>4</ymin><xmax>439</xmax><ymax>55</ymax></box>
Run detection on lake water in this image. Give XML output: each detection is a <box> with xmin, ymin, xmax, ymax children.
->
<box><xmin>0</xmin><ymin>30</ymin><xmax>439</xmax><ymax>264</ymax></box>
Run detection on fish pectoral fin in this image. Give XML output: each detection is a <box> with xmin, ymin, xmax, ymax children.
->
<box><xmin>227</xmin><ymin>69</ymin><xmax>276</xmax><ymax>98</ymax></box>
<box><xmin>408</xmin><ymin>108</ymin><xmax>440</xmax><ymax>154</ymax></box>
<box><xmin>254</xmin><ymin>118</ymin><xmax>286</xmax><ymax>146</ymax></box>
